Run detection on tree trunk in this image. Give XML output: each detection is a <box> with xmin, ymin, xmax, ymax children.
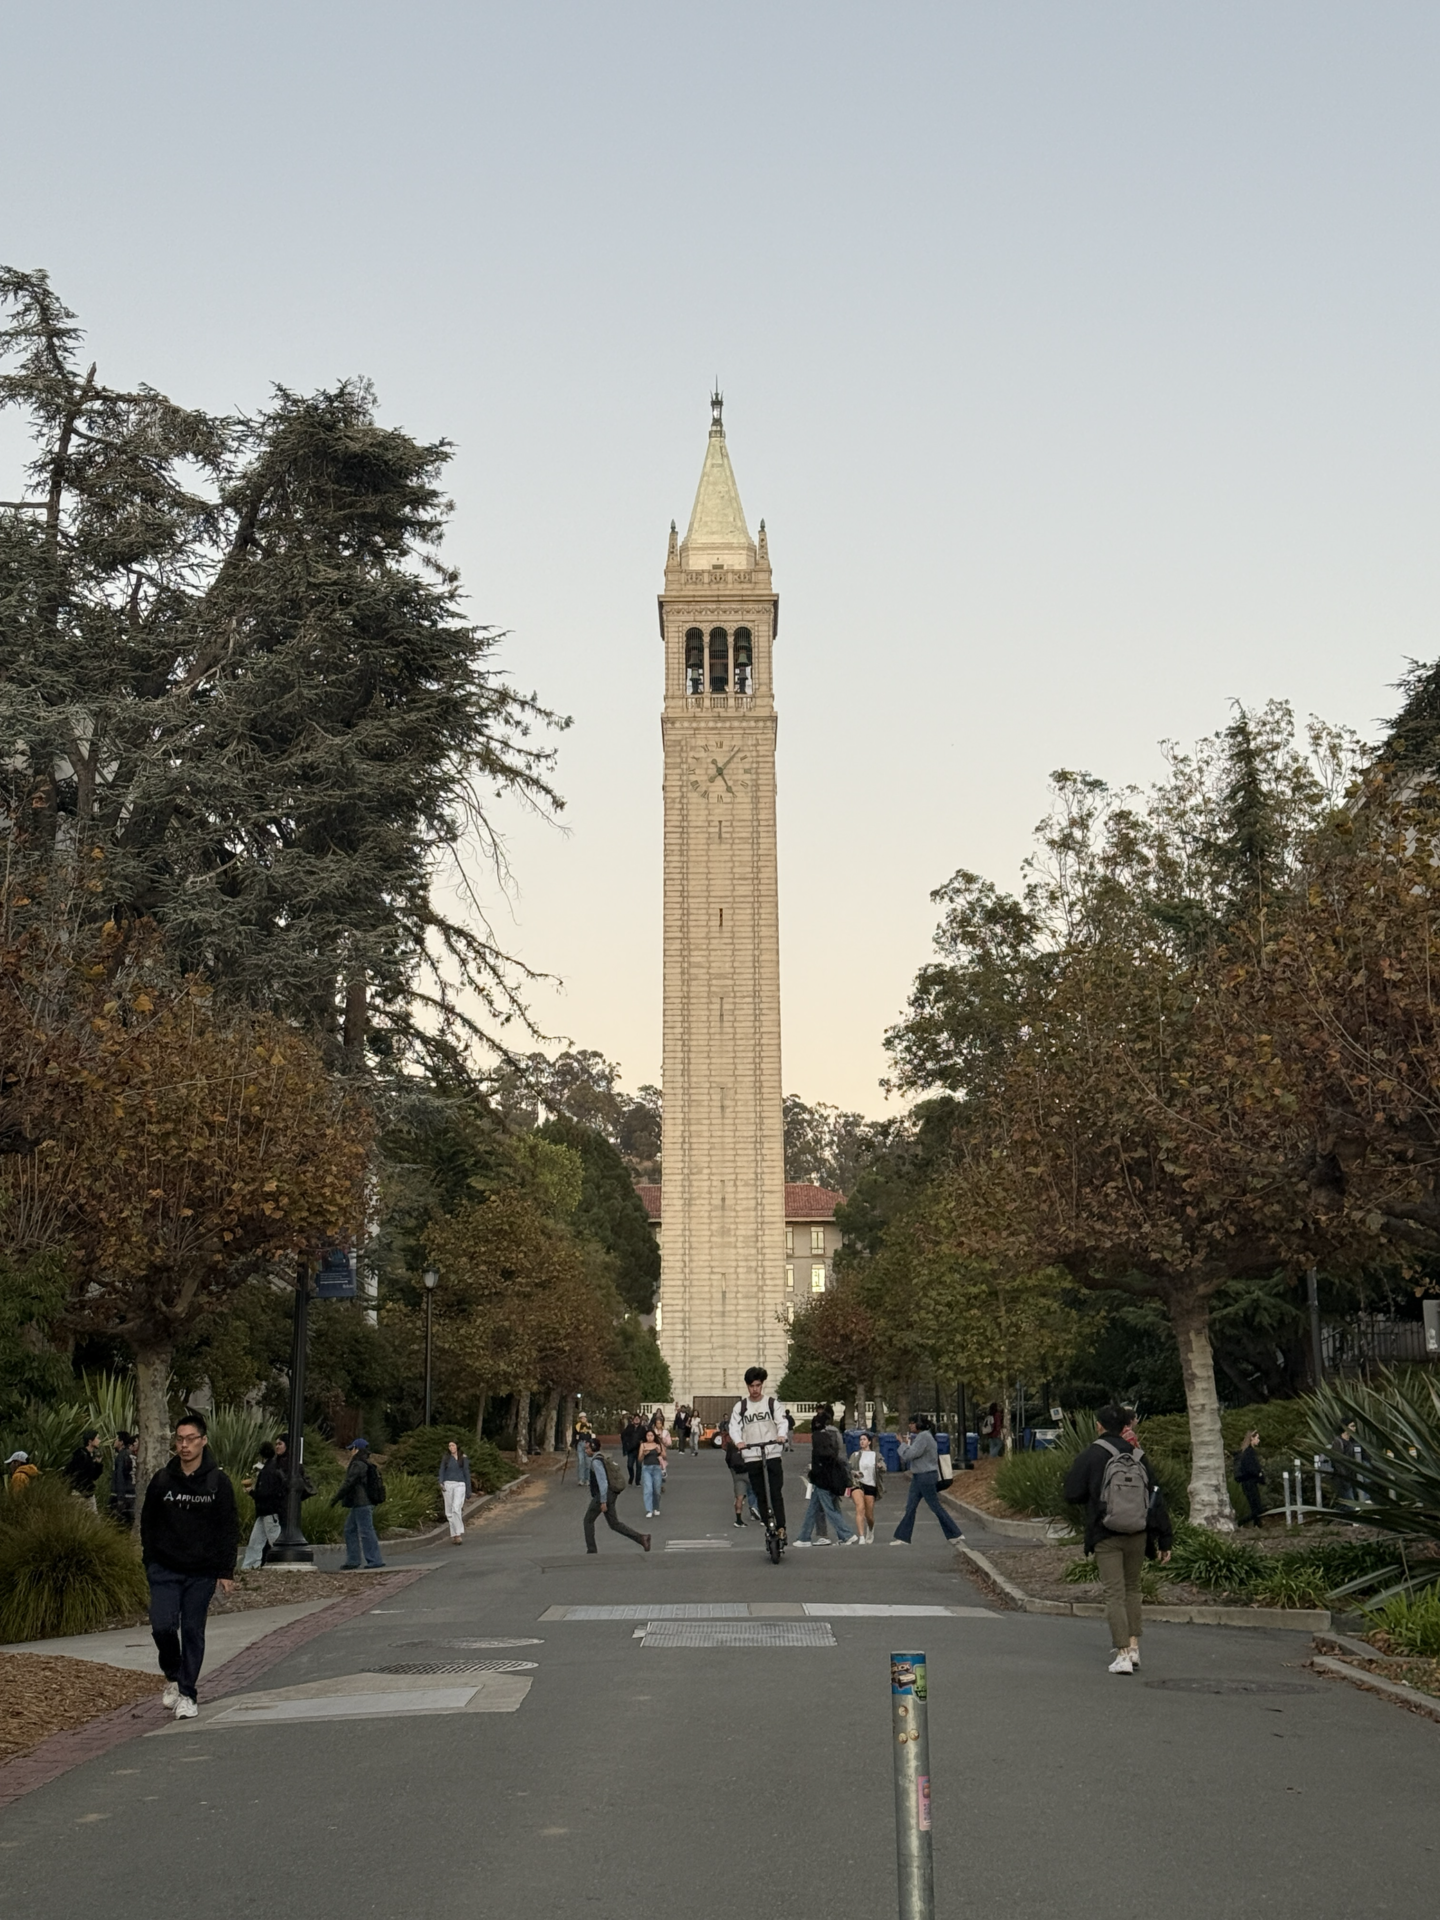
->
<box><xmin>894</xmin><ymin>1381</ymin><xmax>911</xmax><ymax>1432</ymax></box>
<box><xmin>535</xmin><ymin>1388</ymin><xmax>560</xmax><ymax>1455</ymax></box>
<box><xmin>343</xmin><ymin>976</ymin><xmax>366</xmax><ymax>1060</ymax></box>
<box><xmin>560</xmin><ymin>1394</ymin><xmax>576</xmax><ymax>1453</ymax></box>
<box><xmin>514</xmin><ymin>1388</ymin><xmax>530</xmax><ymax>1464</ymax></box>
<box><xmin>133</xmin><ymin>1341</ymin><xmax>173</xmax><ymax>1531</ymax></box>
<box><xmin>1167</xmin><ymin>1289</ymin><xmax>1234</xmax><ymax>1531</ymax></box>
<box><xmin>473</xmin><ymin>1388</ymin><xmax>488</xmax><ymax>1442</ymax></box>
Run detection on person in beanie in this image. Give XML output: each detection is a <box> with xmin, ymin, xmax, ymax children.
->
<box><xmin>582</xmin><ymin>1434</ymin><xmax>651</xmax><ymax>1554</ymax></box>
<box><xmin>140</xmin><ymin>1411</ymin><xmax>239</xmax><ymax>1719</ymax></box>
<box><xmin>331</xmin><ymin>1439</ymin><xmax>386</xmax><ymax>1569</ymax></box>
<box><xmin>1063</xmin><ymin>1405</ymin><xmax>1173</xmax><ymax>1674</ymax></box>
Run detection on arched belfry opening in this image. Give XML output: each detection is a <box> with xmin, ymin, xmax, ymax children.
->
<box><xmin>709</xmin><ymin>627</ymin><xmax>729</xmax><ymax>693</ymax></box>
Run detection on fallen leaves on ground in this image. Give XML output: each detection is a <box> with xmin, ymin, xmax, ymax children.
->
<box><xmin>0</xmin><ymin>1655</ymin><xmax>158</xmax><ymax>1761</ymax></box>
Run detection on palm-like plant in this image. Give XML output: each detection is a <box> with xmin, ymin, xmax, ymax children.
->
<box><xmin>81</xmin><ymin>1370</ymin><xmax>137</xmax><ymax>1441</ymax></box>
<box><xmin>203</xmin><ymin>1403</ymin><xmax>272</xmax><ymax>1486</ymax></box>
<box><xmin>1308</xmin><ymin>1371</ymin><xmax>1440</xmax><ymax>1600</ymax></box>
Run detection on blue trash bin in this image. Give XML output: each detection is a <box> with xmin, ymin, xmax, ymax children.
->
<box><xmin>936</xmin><ymin>1432</ymin><xmax>951</xmax><ymax>1456</ymax></box>
<box><xmin>965</xmin><ymin>1432</ymin><xmax>979</xmax><ymax>1462</ymax></box>
<box><xmin>877</xmin><ymin>1432</ymin><xmax>902</xmax><ymax>1473</ymax></box>
<box><xmin>842</xmin><ymin>1429</ymin><xmax>862</xmax><ymax>1456</ymax></box>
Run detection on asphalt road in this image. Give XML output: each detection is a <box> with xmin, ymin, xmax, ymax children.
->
<box><xmin>1</xmin><ymin>1448</ymin><xmax>1435</xmax><ymax>1919</ymax></box>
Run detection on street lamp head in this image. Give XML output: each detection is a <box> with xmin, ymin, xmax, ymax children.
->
<box><xmin>423</xmin><ymin>1268</ymin><xmax>439</xmax><ymax>1292</ymax></box>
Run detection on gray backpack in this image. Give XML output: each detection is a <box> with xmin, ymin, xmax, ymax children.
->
<box><xmin>1097</xmin><ymin>1440</ymin><xmax>1151</xmax><ymax>1534</ymax></box>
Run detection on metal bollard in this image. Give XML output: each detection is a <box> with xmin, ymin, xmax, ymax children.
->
<box><xmin>1282</xmin><ymin>1469</ymin><xmax>1292</xmax><ymax>1527</ymax></box>
<box><xmin>891</xmin><ymin>1653</ymin><xmax>935</xmax><ymax>1920</ymax></box>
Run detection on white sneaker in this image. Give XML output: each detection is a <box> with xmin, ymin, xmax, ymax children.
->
<box><xmin>814</xmin><ymin>1537</ymin><xmax>833</xmax><ymax>1546</ymax></box>
<box><xmin>790</xmin><ymin>1539</ymin><xmax>813</xmax><ymax>1548</ymax></box>
<box><xmin>889</xmin><ymin>1539</ymin><xmax>910</xmax><ymax>1547</ymax></box>
<box><xmin>174</xmin><ymin>1696</ymin><xmax>199</xmax><ymax>1719</ymax></box>
<box><xmin>837</xmin><ymin>1536</ymin><xmax>859</xmax><ymax>1547</ymax></box>
<box><xmin>1108</xmin><ymin>1652</ymin><xmax>1134</xmax><ymax>1675</ymax></box>
<box><xmin>1128</xmin><ymin>1648</ymin><xmax>1141</xmax><ymax>1669</ymax></box>
<box><xmin>161</xmin><ymin>1682</ymin><xmax>180</xmax><ymax>1710</ymax></box>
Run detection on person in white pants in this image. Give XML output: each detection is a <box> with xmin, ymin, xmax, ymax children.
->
<box><xmin>438</xmin><ymin>1440</ymin><xmax>472</xmax><ymax>1544</ymax></box>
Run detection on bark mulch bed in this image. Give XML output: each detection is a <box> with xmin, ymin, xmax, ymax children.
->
<box><xmin>0</xmin><ymin>1655</ymin><xmax>159</xmax><ymax>1763</ymax></box>
<box><xmin>66</xmin><ymin>1566</ymin><xmax>410</xmax><ymax>1638</ymax></box>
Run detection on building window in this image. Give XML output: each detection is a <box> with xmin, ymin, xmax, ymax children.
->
<box><xmin>685</xmin><ymin>627</ymin><xmax>704</xmax><ymax>695</ymax></box>
<box><xmin>785</xmin><ymin>1227</ymin><xmax>794</xmax><ymax>1255</ymax></box>
<box><xmin>785</xmin><ymin>1263</ymin><xmax>794</xmax><ymax>1291</ymax></box>
<box><xmin>810</xmin><ymin>1226</ymin><xmax>825</xmax><ymax>1254</ymax></box>
<box><xmin>733</xmin><ymin>627</ymin><xmax>752</xmax><ymax>694</ymax></box>
<box><xmin>709</xmin><ymin>627</ymin><xmax>729</xmax><ymax>692</ymax></box>
<box><xmin>810</xmin><ymin>1264</ymin><xmax>826</xmax><ymax>1293</ymax></box>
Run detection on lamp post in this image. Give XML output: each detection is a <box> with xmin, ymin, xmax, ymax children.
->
<box><xmin>423</xmin><ymin>1268</ymin><xmax>439</xmax><ymax>1427</ymax></box>
<box><xmin>269</xmin><ymin>1261</ymin><xmax>315</xmax><ymax>1565</ymax></box>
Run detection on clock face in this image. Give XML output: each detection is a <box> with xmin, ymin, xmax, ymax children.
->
<box><xmin>688</xmin><ymin>739</ymin><xmax>750</xmax><ymax>799</ymax></box>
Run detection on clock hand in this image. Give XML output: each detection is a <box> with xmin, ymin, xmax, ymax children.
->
<box><xmin>709</xmin><ymin>758</ymin><xmax>732</xmax><ymax>793</ymax></box>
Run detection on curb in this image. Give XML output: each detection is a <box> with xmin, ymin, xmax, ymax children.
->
<box><xmin>380</xmin><ymin>1472</ymin><xmax>532</xmax><ymax>1552</ymax></box>
<box><xmin>0</xmin><ymin>1568</ymin><xmax>428</xmax><ymax>1809</ymax></box>
<box><xmin>1309</xmin><ymin>1652</ymin><xmax>1440</xmax><ymax>1724</ymax></box>
<box><xmin>942</xmin><ymin>1491</ymin><xmax>1068</xmax><ymax>1543</ymax></box>
<box><xmin>957</xmin><ymin>1545</ymin><xmax>1330</xmax><ymax>1631</ymax></box>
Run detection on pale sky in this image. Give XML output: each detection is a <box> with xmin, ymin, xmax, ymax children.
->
<box><xmin>4</xmin><ymin>5</ymin><xmax>1436</xmax><ymax>1113</ymax></box>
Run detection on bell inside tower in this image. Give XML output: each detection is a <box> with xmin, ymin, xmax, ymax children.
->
<box><xmin>685</xmin><ymin>627</ymin><xmax>704</xmax><ymax>695</ymax></box>
<box><xmin>733</xmin><ymin>627</ymin><xmax>752</xmax><ymax>694</ymax></box>
<box><xmin>709</xmin><ymin>626</ymin><xmax>729</xmax><ymax>693</ymax></box>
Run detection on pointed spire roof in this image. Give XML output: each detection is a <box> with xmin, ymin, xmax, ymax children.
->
<box><xmin>680</xmin><ymin>390</ymin><xmax>755</xmax><ymax>568</ymax></box>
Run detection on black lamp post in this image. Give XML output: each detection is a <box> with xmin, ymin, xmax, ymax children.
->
<box><xmin>269</xmin><ymin>1261</ymin><xmax>315</xmax><ymax>1565</ymax></box>
<box><xmin>423</xmin><ymin>1268</ymin><xmax>439</xmax><ymax>1427</ymax></box>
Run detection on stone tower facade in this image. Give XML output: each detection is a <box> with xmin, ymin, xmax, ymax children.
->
<box><xmin>657</xmin><ymin>396</ymin><xmax>786</xmax><ymax>1400</ymax></box>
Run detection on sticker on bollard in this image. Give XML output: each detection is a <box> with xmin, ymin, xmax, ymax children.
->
<box><xmin>891</xmin><ymin>1653</ymin><xmax>935</xmax><ymax>1920</ymax></box>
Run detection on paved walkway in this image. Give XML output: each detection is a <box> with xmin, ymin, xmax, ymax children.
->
<box><xmin>0</xmin><ymin>1449</ymin><xmax>1435</xmax><ymax>1918</ymax></box>
<box><xmin>0</xmin><ymin>1600</ymin><xmax>334</xmax><ymax>1672</ymax></box>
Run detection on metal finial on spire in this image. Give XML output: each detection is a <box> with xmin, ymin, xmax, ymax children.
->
<box><xmin>711</xmin><ymin>385</ymin><xmax>724</xmax><ymax>429</ymax></box>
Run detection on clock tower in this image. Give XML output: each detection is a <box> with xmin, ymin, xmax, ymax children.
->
<box><xmin>657</xmin><ymin>394</ymin><xmax>786</xmax><ymax>1400</ymax></box>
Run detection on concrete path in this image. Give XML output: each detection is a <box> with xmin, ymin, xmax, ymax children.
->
<box><xmin>1</xmin><ymin>1600</ymin><xmax>333</xmax><ymax>1671</ymax></box>
<box><xmin>0</xmin><ymin>1451</ymin><xmax>1436</xmax><ymax>1919</ymax></box>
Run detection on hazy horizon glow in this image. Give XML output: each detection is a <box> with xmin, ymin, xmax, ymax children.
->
<box><xmin>3</xmin><ymin>5</ymin><xmax>1435</xmax><ymax>1113</ymax></box>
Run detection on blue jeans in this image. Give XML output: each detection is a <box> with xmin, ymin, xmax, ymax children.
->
<box><xmin>641</xmin><ymin>1462</ymin><xmax>664</xmax><ymax>1514</ymax></box>
<box><xmin>241</xmin><ymin>1513</ymin><xmax>281</xmax><ymax>1570</ymax></box>
<box><xmin>893</xmin><ymin>1470</ymin><xmax>963</xmax><ymax>1542</ymax></box>
<box><xmin>576</xmin><ymin>1443</ymin><xmax>589</xmax><ymax>1487</ymax></box>
<box><xmin>342</xmin><ymin>1504</ymin><xmax>385</xmax><ymax>1568</ymax></box>
<box><xmin>147</xmin><ymin>1564</ymin><xmax>218</xmax><ymax>1702</ymax></box>
<box><xmin>798</xmin><ymin>1485</ymin><xmax>856</xmax><ymax>1542</ymax></box>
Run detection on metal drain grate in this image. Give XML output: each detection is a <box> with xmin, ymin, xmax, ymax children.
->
<box><xmin>641</xmin><ymin>1621</ymin><xmax>836</xmax><ymax>1649</ymax></box>
<box><xmin>1144</xmin><ymin>1679</ymin><xmax>1318</xmax><ymax>1695</ymax></box>
<box><xmin>395</xmin><ymin>1638</ymin><xmax>543</xmax><ymax>1649</ymax></box>
<box><xmin>368</xmin><ymin>1660</ymin><xmax>538</xmax><ymax>1675</ymax></box>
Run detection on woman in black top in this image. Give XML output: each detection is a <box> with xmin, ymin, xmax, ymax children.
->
<box><xmin>1235</xmin><ymin>1430</ymin><xmax>1265</xmax><ymax>1526</ymax></box>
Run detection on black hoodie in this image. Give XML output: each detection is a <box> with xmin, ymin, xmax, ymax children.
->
<box><xmin>140</xmin><ymin>1446</ymin><xmax>239</xmax><ymax>1578</ymax></box>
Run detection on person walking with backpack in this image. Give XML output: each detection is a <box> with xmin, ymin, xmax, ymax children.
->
<box><xmin>331</xmin><ymin>1439</ymin><xmax>387</xmax><ymax>1569</ymax></box>
<box><xmin>890</xmin><ymin>1416</ymin><xmax>965</xmax><ymax>1547</ymax></box>
<box><xmin>728</xmin><ymin>1366</ymin><xmax>791</xmax><ymax>1540</ymax></box>
<box><xmin>582</xmin><ymin>1434</ymin><xmax>651</xmax><ymax>1554</ymax></box>
<box><xmin>140</xmin><ymin>1410</ymin><xmax>239</xmax><ymax>1719</ymax></box>
<box><xmin>438</xmin><ymin>1438</ymin><xmax>472</xmax><ymax>1544</ymax></box>
<box><xmin>791</xmin><ymin>1406</ymin><xmax>858</xmax><ymax>1546</ymax></box>
<box><xmin>1063</xmin><ymin>1405</ymin><xmax>1173</xmax><ymax>1674</ymax></box>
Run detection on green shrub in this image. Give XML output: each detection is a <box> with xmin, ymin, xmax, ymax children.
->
<box><xmin>375</xmin><ymin>1471</ymin><xmax>442</xmax><ymax>1533</ymax></box>
<box><xmin>1365</xmin><ymin>1588</ymin><xmax>1440</xmax><ymax>1656</ymax></box>
<box><xmin>1249</xmin><ymin>1562</ymin><xmax>1332</xmax><ymax>1609</ymax></box>
<box><xmin>1288</xmin><ymin>1537</ymin><xmax>1400</xmax><ymax>1591</ymax></box>
<box><xmin>384</xmin><ymin>1425</ymin><xmax>515</xmax><ymax>1494</ymax></box>
<box><xmin>1064</xmin><ymin>1556</ymin><xmax>1099</xmax><ymax>1584</ymax></box>
<box><xmin>993</xmin><ymin>1446</ymin><xmax>1072</xmax><ymax>1520</ymax></box>
<box><xmin>1168</xmin><ymin>1526</ymin><xmax>1265</xmax><ymax>1593</ymax></box>
<box><xmin>3</xmin><ymin>1401</ymin><xmax>88</xmax><ymax>1472</ymax></box>
<box><xmin>204</xmin><ymin>1404</ymin><xmax>272</xmax><ymax>1487</ymax></box>
<box><xmin>0</xmin><ymin>1478</ymin><xmax>149</xmax><ymax>1640</ymax></box>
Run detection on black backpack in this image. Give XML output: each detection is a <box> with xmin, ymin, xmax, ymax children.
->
<box><xmin>366</xmin><ymin>1461</ymin><xmax>387</xmax><ymax>1507</ymax></box>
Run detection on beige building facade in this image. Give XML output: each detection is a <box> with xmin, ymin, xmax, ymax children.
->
<box><xmin>656</xmin><ymin>396</ymin><xmax>786</xmax><ymax>1399</ymax></box>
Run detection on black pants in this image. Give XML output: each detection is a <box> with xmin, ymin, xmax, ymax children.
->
<box><xmin>584</xmin><ymin>1489</ymin><xmax>647</xmax><ymax>1552</ymax></box>
<box><xmin>147</xmin><ymin>1564</ymin><xmax>218</xmax><ymax>1702</ymax></box>
<box><xmin>746</xmin><ymin>1458</ymin><xmax>786</xmax><ymax>1534</ymax></box>
<box><xmin>1239</xmin><ymin>1478</ymin><xmax>1264</xmax><ymax>1525</ymax></box>
<box><xmin>624</xmin><ymin>1450</ymin><xmax>640</xmax><ymax>1484</ymax></box>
